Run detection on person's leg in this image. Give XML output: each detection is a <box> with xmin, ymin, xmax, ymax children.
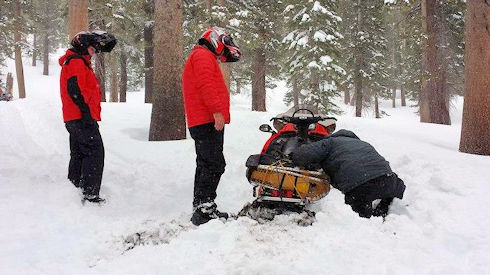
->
<box><xmin>189</xmin><ymin>123</ymin><xmax>227</xmax><ymax>225</ymax></box>
<box><xmin>369</xmin><ymin>173</ymin><xmax>406</xmax><ymax>217</ymax></box>
<box><xmin>79</xmin><ymin>123</ymin><xmax>104</xmax><ymax>198</ymax></box>
<box><xmin>66</xmin><ymin>123</ymin><xmax>83</xmax><ymax>188</ymax></box>
<box><xmin>190</xmin><ymin>123</ymin><xmax>226</xmax><ymax>207</ymax></box>
<box><xmin>344</xmin><ymin>186</ymin><xmax>373</xmax><ymax>218</ymax></box>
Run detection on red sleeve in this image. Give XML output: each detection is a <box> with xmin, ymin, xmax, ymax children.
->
<box><xmin>66</xmin><ymin>59</ymin><xmax>91</xmax><ymax>105</ymax></box>
<box><xmin>191</xmin><ymin>51</ymin><xmax>225</xmax><ymax>114</ymax></box>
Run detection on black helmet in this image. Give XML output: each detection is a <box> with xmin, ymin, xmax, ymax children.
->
<box><xmin>70</xmin><ymin>31</ymin><xmax>117</xmax><ymax>55</ymax></box>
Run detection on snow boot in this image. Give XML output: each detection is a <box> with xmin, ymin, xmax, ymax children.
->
<box><xmin>82</xmin><ymin>195</ymin><xmax>106</xmax><ymax>205</ymax></box>
<box><xmin>373</xmin><ymin>198</ymin><xmax>393</xmax><ymax>218</ymax></box>
<box><xmin>191</xmin><ymin>202</ymin><xmax>229</xmax><ymax>226</ymax></box>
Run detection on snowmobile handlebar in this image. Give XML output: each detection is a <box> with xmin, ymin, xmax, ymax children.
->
<box><xmin>270</xmin><ymin>115</ymin><xmax>331</xmax><ymax>125</ymax></box>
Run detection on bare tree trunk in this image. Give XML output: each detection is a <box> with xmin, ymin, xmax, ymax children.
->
<box><xmin>459</xmin><ymin>1</ymin><xmax>490</xmax><ymax>156</ymax></box>
<box><xmin>344</xmin><ymin>90</ymin><xmax>350</xmax><ymax>105</ymax></box>
<box><xmin>392</xmin><ymin>87</ymin><xmax>396</xmax><ymax>108</ymax></box>
<box><xmin>292</xmin><ymin>75</ymin><xmax>299</xmax><ymax>110</ymax></box>
<box><xmin>354</xmin><ymin>0</ymin><xmax>362</xmax><ymax>117</ymax></box>
<box><xmin>119</xmin><ymin>50</ymin><xmax>127</xmax><ymax>103</ymax></box>
<box><xmin>42</xmin><ymin>32</ymin><xmax>49</xmax><ymax>76</ymax></box>
<box><xmin>236</xmin><ymin>78</ymin><xmax>241</xmax><ymax>94</ymax></box>
<box><xmin>350</xmin><ymin>91</ymin><xmax>355</xmax><ymax>106</ymax></box>
<box><xmin>374</xmin><ymin>90</ymin><xmax>380</xmax><ymax>119</ymax></box>
<box><xmin>13</xmin><ymin>0</ymin><xmax>26</xmax><ymax>99</ymax></box>
<box><xmin>401</xmin><ymin>85</ymin><xmax>406</xmax><ymax>106</ymax></box>
<box><xmin>91</xmin><ymin>19</ymin><xmax>106</xmax><ymax>102</ymax></box>
<box><xmin>6</xmin><ymin>73</ymin><xmax>14</xmax><ymax>97</ymax></box>
<box><xmin>149</xmin><ymin>0</ymin><xmax>186</xmax><ymax>141</ymax></box>
<box><xmin>420</xmin><ymin>0</ymin><xmax>450</xmax><ymax>124</ymax></box>
<box><xmin>94</xmin><ymin>54</ymin><xmax>106</xmax><ymax>102</ymax></box>
<box><xmin>251</xmin><ymin>46</ymin><xmax>266</xmax><ymax>112</ymax></box>
<box><xmin>109</xmin><ymin>52</ymin><xmax>118</xmax><ymax>102</ymax></box>
<box><xmin>68</xmin><ymin>0</ymin><xmax>88</xmax><ymax>38</ymax></box>
<box><xmin>32</xmin><ymin>33</ymin><xmax>37</xmax><ymax>67</ymax></box>
<box><xmin>144</xmin><ymin>0</ymin><xmax>154</xmax><ymax>103</ymax></box>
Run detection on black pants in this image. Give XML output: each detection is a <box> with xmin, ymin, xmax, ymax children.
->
<box><xmin>345</xmin><ymin>173</ymin><xmax>406</xmax><ymax>218</ymax></box>
<box><xmin>65</xmin><ymin>120</ymin><xmax>105</xmax><ymax>197</ymax></box>
<box><xmin>189</xmin><ymin>123</ymin><xmax>226</xmax><ymax>207</ymax></box>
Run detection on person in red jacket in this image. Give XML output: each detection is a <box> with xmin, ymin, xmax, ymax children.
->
<box><xmin>59</xmin><ymin>31</ymin><xmax>116</xmax><ymax>204</ymax></box>
<box><xmin>182</xmin><ymin>27</ymin><xmax>241</xmax><ymax>225</ymax></box>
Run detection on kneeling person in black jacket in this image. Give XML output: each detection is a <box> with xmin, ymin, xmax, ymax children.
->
<box><xmin>291</xmin><ymin>130</ymin><xmax>406</xmax><ymax>218</ymax></box>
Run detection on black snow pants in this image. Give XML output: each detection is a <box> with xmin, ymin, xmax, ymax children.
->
<box><xmin>189</xmin><ymin>123</ymin><xmax>226</xmax><ymax>207</ymax></box>
<box><xmin>65</xmin><ymin>120</ymin><xmax>105</xmax><ymax>197</ymax></box>
<box><xmin>344</xmin><ymin>173</ymin><xmax>406</xmax><ymax>218</ymax></box>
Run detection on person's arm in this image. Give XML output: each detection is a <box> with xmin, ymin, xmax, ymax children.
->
<box><xmin>291</xmin><ymin>139</ymin><xmax>331</xmax><ymax>167</ymax></box>
<box><xmin>66</xmin><ymin>60</ymin><xmax>93</xmax><ymax>124</ymax></box>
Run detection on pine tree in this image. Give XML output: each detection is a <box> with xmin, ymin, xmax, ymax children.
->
<box><xmin>339</xmin><ymin>0</ymin><xmax>388</xmax><ymax>117</ymax></box>
<box><xmin>282</xmin><ymin>0</ymin><xmax>344</xmax><ymax>114</ymax></box>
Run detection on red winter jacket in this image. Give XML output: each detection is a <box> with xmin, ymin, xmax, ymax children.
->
<box><xmin>59</xmin><ymin>49</ymin><xmax>102</xmax><ymax>122</ymax></box>
<box><xmin>182</xmin><ymin>45</ymin><xmax>230</xmax><ymax>128</ymax></box>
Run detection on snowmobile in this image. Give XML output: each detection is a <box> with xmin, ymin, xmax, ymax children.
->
<box><xmin>239</xmin><ymin>106</ymin><xmax>337</xmax><ymax>225</ymax></box>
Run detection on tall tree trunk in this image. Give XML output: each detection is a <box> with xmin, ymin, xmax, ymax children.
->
<box><xmin>149</xmin><ymin>0</ymin><xmax>186</xmax><ymax>141</ymax></box>
<box><xmin>32</xmin><ymin>33</ymin><xmax>37</xmax><ymax>67</ymax></box>
<box><xmin>392</xmin><ymin>87</ymin><xmax>396</xmax><ymax>108</ymax></box>
<box><xmin>251</xmin><ymin>46</ymin><xmax>266</xmax><ymax>111</ymax></box>
<box><xmin>144</xmin><ymin>0</ymin><xmax>154</xmax><ymax>103</ymax></box>
<box><xmin>350</xmin><ymin>91</ymin><xmax>355</xmax><ymax>106</ymax></box>
<box><xmin>459</xmin><ymin>1</ymin><xmax>490</xmax><ymax>156</ymax></box>
<box><xmin>119</xmin><ymin>50</ymin><xmax>127</xmax><ymax>103</ymax></box>
<box><xmin>374</xmin><ymin>90</ymin><xmax>380</xmax><ymax>119</ymax></box>
<box><xmin>13</xmin><ymin>0</ymin><xmax>26</xmax><ymax>99</ymax></box>
<box><xmin>354</xmin><ymin>55</ymin><xmax>363</xmax><ymax>117</ymax></box>
<box><xmin>236</xmin><ymin>78</ymin><xmax>241</xmax><ymax>94</ymax></box>
<box><xmin>6</xmin><ymin>73</ymin><xmax>14</xmax><ymax>97</ymax></box>
<box><xmin>94</xmin><ymin>54</ymin><xmax>106</xmax><ymax>102</ymax></box>
<box><xmin>68</xmin><ymin>0</ymin><xmax>88</xmax><ymax>38</ymax></box>
<box><xmin>420</xmin><ymin>0</ymin><xmax>450</xmax><ymax>124</ymax></box>
<box><xmin>42</xmin><ymin>32</ymin><xmax>49</xmax><ymax>76</ymax></box>
<box><xmin>292</xmin><ymin>75</ymin><xmax>299</xmax><ymax>109</ymax></box>
<box><xmin>354</xmin><ymin>0</ymin><xmax>362</xmax><ymax>117</ymax></box>
<box><xmin>344</xmin><ymin>90</ymin><xmax>350</xmax><ymax>105</ymax></box>
<box><xmin>109</xmin><ymin>52</ymin><xmax>118</xmax><ymax>102</ymax></box>
<box><xmin>91</xmin><ymin>19</ymin><xmax>106</xmax><ymax>102</ymax></box>
<box><xmin>401</xmin><ymin>85</ymin><xmax>406</xmax><ymax>106</ymax></box>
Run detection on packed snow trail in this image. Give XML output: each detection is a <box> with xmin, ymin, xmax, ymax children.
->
<box><xmin>1</xmin><ymin>55</ymin><xmax>490</xmax><ymax>274</ymax></box>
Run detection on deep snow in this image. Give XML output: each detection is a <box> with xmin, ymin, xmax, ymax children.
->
<box><xmin>1</xmin><ymin>54</ymin><xmax>489</xmax><ymax>275</ymax></box>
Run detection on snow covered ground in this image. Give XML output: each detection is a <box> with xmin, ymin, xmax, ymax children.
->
<box><xmin>1</xmin><ymin>54</ymin><xmax>489</xmax><ymax>275</ymax></box>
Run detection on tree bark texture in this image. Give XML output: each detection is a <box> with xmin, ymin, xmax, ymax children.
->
<box><xmin>375</xmin><ymin>91</ymin><xmax>380</xmax><ymax>119</ymax></box>
<box><xmin>6</xmin><ymin>73</ymin><xmax>14</xmax><ymax>97</ymax></box>
<box><xmin>252</xmin><ymin>44</ymin><xmax>266</xmax><ymax>111</ymax></box>
<box><xmin>344</xmin><ymin>90</ymin><xmax>350</xmax><ymax>105</ymax></box>
<box><xmin>32</xmin><ymin>33</ymin><xmax>37</xmax><ymax>67</ymax></box>
<box><xmin>13</xmin><ymin>0</ymin><xmax>26</xmax><ymax>99</ymax></box>
<box><xmin>420</xmin><ymin>0</ymin><xmax>450</xmax><ymax>124</ymax></box>
<box><xmin>109</xmin><ymin>52</ymin><xmax>118</xmax><ymax>102</ymax></box>
<box><xmin>292</xmin><ymin>76</ymin><xmax>299</xmax><ymax>109</ymax></box>
<box><xmin>401</xmin><ymin>85</ymin><xmax>406</xmax><ymax>106</ymax></box>
<box><xmin>94</xmin><ymin>54</ymin><xmax>106</xmax><ymax>102</ymax></box>
<box><xmin>43</xmin><ymin>32</ymin><xmax>49</xmax><ymax>76</ymax></box>
<box><xmin>68</xmin><ymin>0</ymin><xmax>88</xmax><ymax>38</ymax></box>
<box><xmin>459</xmin><ymin>1</ymin><xmax>490</xmax><ymax>155</ymax></box>
<box><xmin>149</xmin><ymin>0</ymin><xmax>186</xmax><ymax>141</ymax></box>
<box><xmin>119</xmin><ymin>51</ymin><xmax>127</xmax><ymax>103</ymax></box>
<box><xmin>144</xmin><ymin>0</ymin><xmax>154</xmax><ymax>103</ymax></box>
